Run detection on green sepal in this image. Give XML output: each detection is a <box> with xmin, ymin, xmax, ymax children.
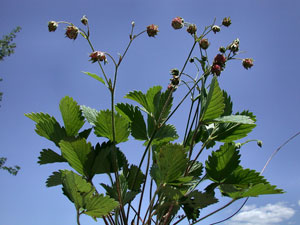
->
<box><xmin>59</xmin><ymin>96</ymin><xmax>85</xmax><ymax>136</ymax></box>
<box><xmin>38</xmin><ymin>149</ymin><xmax>67</xmax><ymax>165</ymax></box>
<box><xmin>94</xmin><ymin>109</ymin><xmax>130</xmax><ymax>143</ymax></box>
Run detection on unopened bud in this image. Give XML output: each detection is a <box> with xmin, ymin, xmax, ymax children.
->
<box><xmin>81</xmin><ymin>15</ymin><xmax>88</xmax><ymax>25</ymax></box>
<box><xmin>212</xmin><ymin>25</ymin><xmax>221</xmax><ymax>34</ymax></box>
<box><xmin>170</xmin><ymin>68</ymin><xmax>180</xmax><ymax>76</ymax></box>
<box><xmin>222</xmin><ymin>17</ymin><xmax>232</xmax><ymax>27</ymax></box>
<box><xmin>235</xmin><ymin>143</ymin><xmax>241</xmax><ymax>149</ymax></box>
<box><xmin>48</xmin><ymin>21</ymin><xmax>58</xmax><ymax>32</ymax></box>
<box><xmin>214</xmin><ymin>54</ymin><xmax>226</xmax><ymax>66</ymax></box>
<box><xmin>199</xmin><ymin>38</ymin><xmax>210</xmax><ymax>50</ymax></box>
<box><xmin>257</xmin><ymin>140</ymin><xmax>263</xmax><ymax>147</ymax></box>
<box><xmin>211</xmin><ymin>64</ymin><xmax>222</xmax><ymax>76</ymax></box>
<box><xmin>228</xmin><ymin>38</ymin><xmax>240</xmax><ymax>53</ymax></box>
<box><xmin>189</xmin><ymin>58</ymin><xmax>194</xmax><ymax>63</ymax></box>
<box><xmin>187</xmin><ymin>24</ymin><xmax>197</xmax><ymax>34</ymax></box>
<box><xmin>219</xmin><ymin>46</ymin><xmax>226</xmax><ymax>53</ymax></box>
<box><xmin>65</xmin><ymin>26</ymin><xmax>79</xmax><ymax>40</ymax></box>
<box><xmin>147</xmin><ymin>24</ymin><xmax>159</xmax><ymax>37</ymax></box>
<box><xmin>242</xmin><ymin>58</ymin><xmax>254</xmax><ymax>70</ymax></box>
<box><xmin>171</xmin><ymin>17</ymin><xmax>184</xmax><ymax>30</ymax></box>
<box><xmin>131</xmin><ymin>21</ymin><xmax>135</xmax><ymax>27</ymax></box>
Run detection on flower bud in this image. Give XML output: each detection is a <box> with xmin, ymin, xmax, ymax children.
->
<box><xmin>189</xmin><ymin>58</ymin><xmax>194</xmax><ymax>63</ymax></box>
<box><xmin>212</xmin><ymin>25</ymin><xmax>221</xmax><ymax>33</ymax></box>
<box><xmin>170</xmin><ymin>68</ymin><xmax>180</xmax><ymax>76</ymax></box>
<box><xmin>222</xmin><ymin>17</ymin><xmax>232</xmax><ymax>27</ymax></box>
<box><xmin>65</xmin><ymin>26</ymin><xmax>79</xmax><ymax>40</ymax></box>
<box><xmin>235</xmin><ymin>143</ymin><xmax>241</xmax><ymax>149</ymax></box>
<box><xmin>89</xmin><ymin>51</ymin><xmax>107</xmax><ymax>63</ymax></box>
<box><xmin>131</xmin><ymin>21</ymin><xmax>135</xmax><ymax>27</ymax></box>
<box><xmin>48</xmin><ymin>21</ymin><xmax>58</xmax><ymax>32</ymax></box>
<box><xmin>257</xmin><ymin>140</ymin><xmax>263</xmax><ymax>148</ymax></box>
<box><xmin>228</xmin><ymin>38</ymin><xmax>240</xmax><ymax>53</ymax></box>
<box><xmin>199</xmin><ymin>38</ymin><xmax>210</xmax><ymax>50</ymax></box>
<box><xmin>171</xmin><ymin>17</ymin><xmax>184</xmax><ymax>30</ymax></box>
<box><xmin>211</xmin><ymin>64</ymin><xmax>222</xmax><ymax>76</ymax></box>
<box><xmin>219</xmin><ymin>46</ymin><xmax>226</xmax><ymax>53</ymax></box>
<box><xmin>187</xmin><ymin>24</ymin><xmax>197</xmax><ymax>34</ymax></box>
<box><xmin>147</xmin><ymin>24</ymin><xmax>159</xmax><ymax>37</ymax></box>
<box><xmin>242</xmin><ymin>58</ymin><xmax>254</xmax><ymax>70</ymax></box>
<box><xmin>81</xmin><ymin>15</ymin><xmax>88</xmax><ymax>25</ymax></box>
<box><xmin>214</xmin><ymin>54</ymin><xmax>226</xmax><ymax>66</ymax></box>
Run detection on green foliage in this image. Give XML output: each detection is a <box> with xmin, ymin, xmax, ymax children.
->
<box><xmin>0</xmin><ymin>26</ymin><xmax>21</xmax><ymax>61</ymax></box>
<box><xmin>27</xmin><ymin>16</ymin><xmax>285</xmax><ymax>225</ymax></box>
<box><xmin>0</xmin><ymin>157</ymin><xmax>20</xmax><ymax>175</ymax></box>
<box><xmin>94</xmin><ymin>109</ymin><xmax>130</xmax><ymax>143</ymax></box>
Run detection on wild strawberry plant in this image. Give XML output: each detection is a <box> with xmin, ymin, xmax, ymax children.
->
<box><xmin>26</xmin><ymin>16</ymin><xmax>283</xmax><ymax>225</ymax></box>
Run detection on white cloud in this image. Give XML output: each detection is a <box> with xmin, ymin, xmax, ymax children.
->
<box><xmin>226</xmin><ymin>202</ymin><xmax>295</xmax><ymax>225</ymax></box>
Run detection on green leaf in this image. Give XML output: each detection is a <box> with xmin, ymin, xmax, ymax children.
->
<box><xmin>201</xmin><ymin>76</ymin><xmax>224</xmax><ymax>122</ymax></box>
<box><xmin>78</xmin><ymin>128</ymin><xmax>92</xmax><ymax>139</ymax></box>
<box><xmin>46</xmin><ymin>171</ymin><xmax>63</xmax><ymax>187</ymax></box>
<box><xmin>59</xmin><ymin>96</ymin><xmax>85</xmax><ymax>136</ymax></box>
<box><xmin>82</xmin><ymin>71</ymin><xmax>106</xmax><ymax>86</ymax></box>
<box><xmin>213</xmin><ymin>115</ymin><xmax>255</xmax><ymax>124</ymax></box>
<box><xmin>188</xmin><ymin>161</ymin><xmax>203</xmax><ymax>178</ymax></box>
<box><xmin>84</xmin><ymin>194</ymin><xmax>119</xmax><ymax>218</ymax></box>
<box><xmin>125</xmin><ymin>90</ymin><xmax>149</xmax><ymax>113</ymax></box>
<box><xmin>92</xmin><ymin>142</ymin><xmax>127</xmax><ymax>174</ymax></box>
<box><xmin>38</xmin><ymin>149</ymin><xmax>67</xmax><ymax>165</ymax></box>
<box><xmin>205</xmin><ymin>143</ymin><xmax>240</xmax><ymax>182</ymax></box>
<box><xmin>213</xmin><ymin>111</ymin><xmax>256</xmax><ymax>142</ymax></box>
<box><xmin>155</xmin><ymin>89</ymin><xmax>173</xmax><ymax>122</ymax></box>
<box><xmin>61</xmin><ymin>170</ymin><xmax>94</xmax><ymax>209</ymax></box>
<box><xmin>148</xmin><ymin>123</ymin><xmax>179</xmax><ymax>146</ymax></box>
<box><xmin>25</xmin><ymin>112</ymin><xmax>66</xmax><ymax>146</ymax></box>
<box><xmin>228</xmin><ymin>183</ymin><xmax>284</xmax><ymax>198</ymax></box>
<box><xmin>146</xmin><ymin>86</ymin><xmax>162</xmax><ymax>115</ymax></box>
<box><xmin>80</xmin><ymin>105</ymin><xmax>98</xmax><ymax>126</ymax></box>
<box><xmin>154</xmin><ymin>143</ymin><xmax>188</xmax><ymax>185</ymax></box>
<box><xmin>94</xmin><ymin>109</ymin><xmax>130</xmax><ymax>143</ymax></box>
<box><xmin>222</xmin><ymin>91</ymin><xmax>233</xmax><ymax>116</ymax></box>
<box><xmin>181</xmin><ymin>190</ymin><xmax>218</xmax><ymax>221</ymax></box>
<box><xmin>59</xmin><ymin>138</ymin><xmax>92</xmax><ymax>176</ymax></box>
<box><xmin>116</xmin><ymin>103</ymin><xmax>148</xmax><ymax>141</ymax></box>
<box><xmin>124</xmin><ymin>165</ymin><xmax>145</xmax><ymax>191</ymax></box>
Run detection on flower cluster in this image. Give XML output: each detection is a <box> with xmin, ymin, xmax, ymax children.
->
<box><xmin>168</xmin><ymin>68</ymin><xmax>180</xmax><ymax>90</ymax></box>
<box><xmin>211</xmin><ymin>54</ymin><xmax>226</xmax><ymax>76</ymax></box>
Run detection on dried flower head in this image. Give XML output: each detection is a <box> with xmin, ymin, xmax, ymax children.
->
<box><xmin>199</xmin><ymin>38</ymin><xmax>210</xmax><ymax>50</ymax></box>
<box><xmin>242</xmin><ymin>58</ymin><xmax>254</xmax><ymax>69</ymax></box>
<box><xmin>222</xmin><ymin>17</ymin><xmax>232</xmax><ymax>27</ymax></box>
<box><xmin>171</xmin><ymin>17</ymin><xmax>184</xmax><ymax>30</ymax></box>
<box><xmin>212</xmin><ymin>25</ymin><xmax>221</xmax><ymax>34</ymax></box>
<box><xmin>90</xmin><ymin>51</ymin><xmax>107</xmax><ymax>63</ymax></box>
<box><xmin>81</xmin><ymin>15</ymin><xmax>88</xmax><ymax>26</ymax></box>
<box><xmin>187</xmin><ymin>24</ymin><xmax>197</xmax><ymax>34</ymax></box>
<box><xmin>48</xmin><ymin>21</ymin><xmax>58</xmax><ymax>32</ymax></box>
<box><xmin>228</xmin><ymin>38</ymin><xmax>240</xmax><ymax>53</ymax></box>
<box><xmin>147</xmin><ymin>24</ymin><xmax>159</xmax><ymax>37</ymax></box>
<box><xmin>65</xmin><ymin>26</ymin><xmax>79</xmax><ymax>40</ymax></box>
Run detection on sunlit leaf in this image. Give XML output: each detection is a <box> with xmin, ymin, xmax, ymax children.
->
<box><xmin>80</xmin><ymin>105</ymin><xmax>98</xmax><ymax>126</ymax></box>
<box><xmin>82</xmin><ymin>71</ymin><xmax>106</xmax><ymax>86</ymax></box>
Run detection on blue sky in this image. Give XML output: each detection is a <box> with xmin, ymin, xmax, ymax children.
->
<box><xmin>1</xmin><ymin>0</ymin><xmax>300</xmax><ymax>225</ymax></box>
